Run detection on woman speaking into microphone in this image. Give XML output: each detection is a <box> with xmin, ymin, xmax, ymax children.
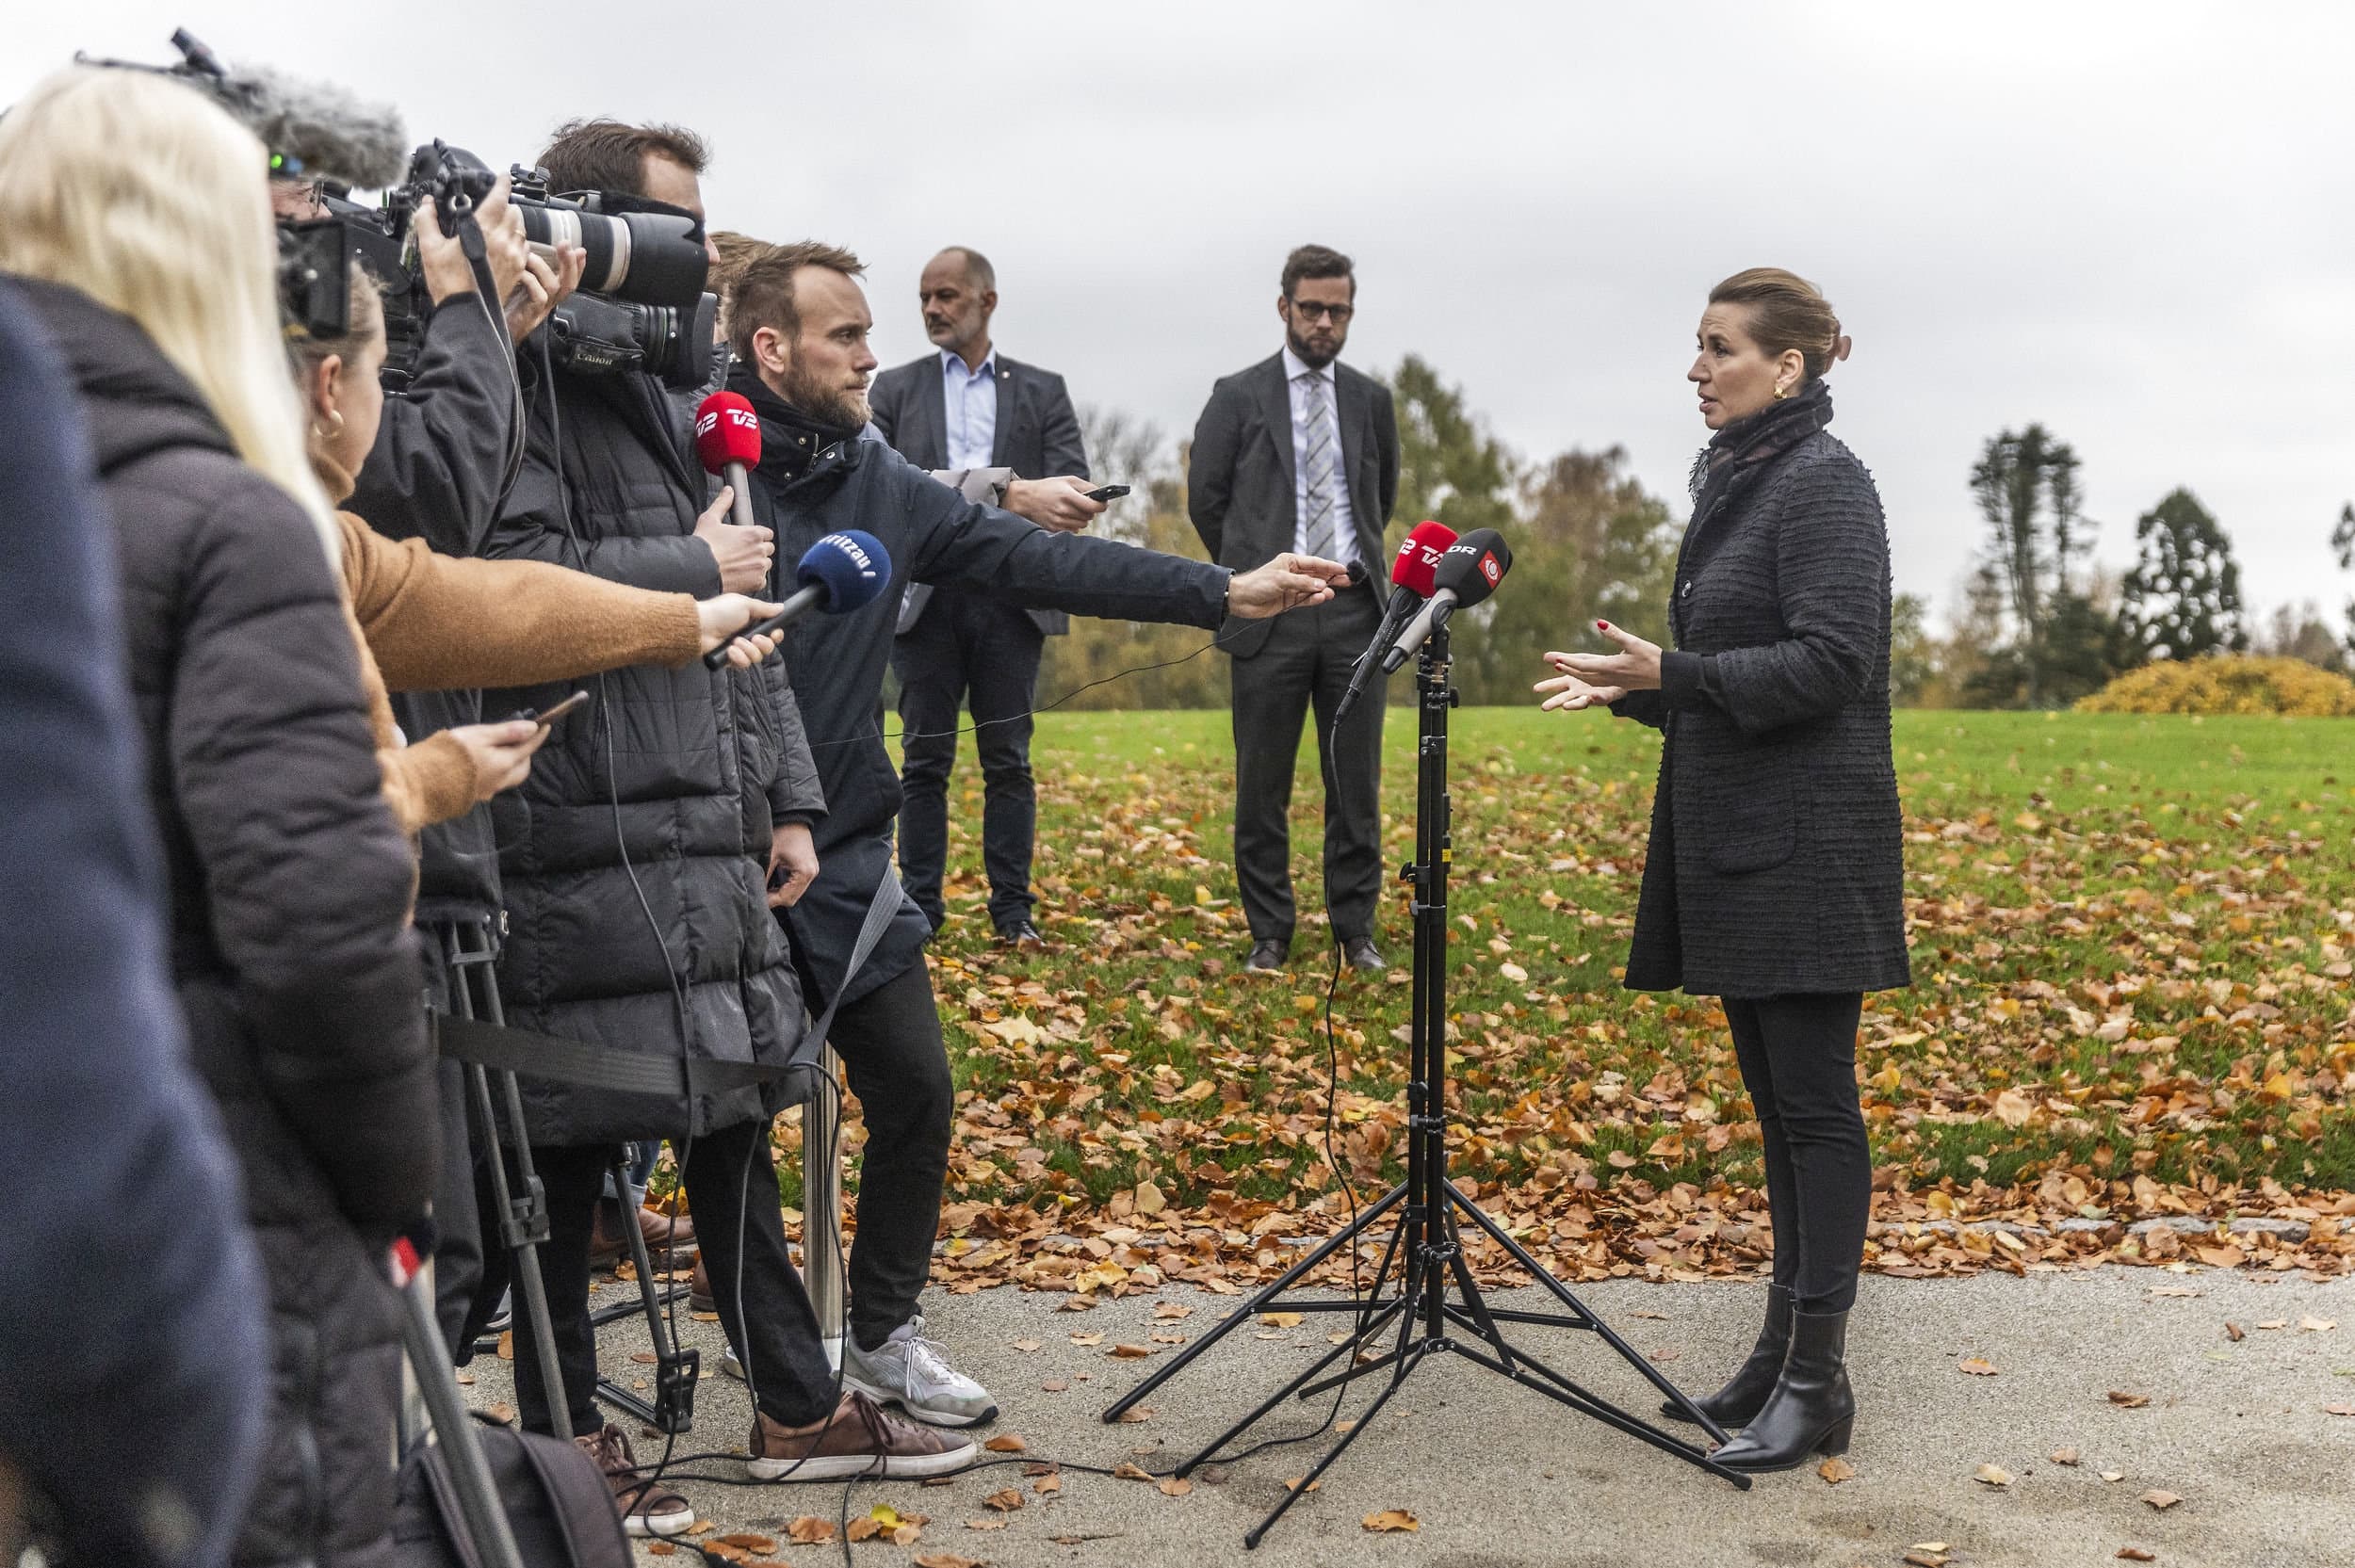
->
<box><xmin>1535</xmin><ymin>267</ymin><xmax>1908</xmax><ymax>1473</ymax></box>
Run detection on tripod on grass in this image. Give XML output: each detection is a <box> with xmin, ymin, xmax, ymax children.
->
<box><xmin>1101</xmin><ymin>623</ymin><xmax>1751</xmax><ymax>1547</ymax></box>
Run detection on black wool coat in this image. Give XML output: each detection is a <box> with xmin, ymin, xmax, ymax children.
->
<box><xmin>481</xmin><ymin>364</ymin><xmax>825</xmax><ymax>1146</ymax></box>
<box><xmin>20</xmin><ymin>279</ymin><xmax>436</xmax><ymax>1568</ymax></box>
<box><xmin>1612</xmin><ymin>426</ymin><xmax>1911</xmax><ymax>998</ymax></box>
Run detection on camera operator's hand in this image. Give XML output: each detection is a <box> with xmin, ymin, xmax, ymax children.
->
<box><xmin>414</xmin><ymin>174</ymin><xmax>529</xmax><ymax>309</ymax></box>
<box><xmin>1005</xmin><ymin>476</ymin><xmax>1105</xmax><ymax>533</ymax></box>
<box><xmin>696</xmin><ymin>593</ymin><xmax>786</xmax><ymax>669</ymax></box>
<box><xmin>1225</xmin><ymin>552</ymin><xmax>1349</xmax><ymax>619</ymax></box>
<box><xmin>767</xmin><ymin>821</ymin><xmax>818</xmax><ymax>909</ymax></box>
<box><xmin>447</xmin><ymin>719</ymin><xmax>550</xmax><ymax>802</ymax></box>
<box><xmin>507</xmin><ymin>244</ymin><xmax>587</xmax><ymax>343</ymax></box>
<box><xmin>692</xmin><ymin>487</ymin><xmax>776</xmax><ymax>594</ymax></box>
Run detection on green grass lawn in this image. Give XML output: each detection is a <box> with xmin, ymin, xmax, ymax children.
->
<box><xmin>822</xmin><ymin>708</ymin><xmax>2355</xmax><ymax>1286</ymax></box>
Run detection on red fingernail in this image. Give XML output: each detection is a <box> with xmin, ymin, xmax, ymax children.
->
<box><xmin>1596</xmin><ymin>620</ymin><xmax>1608</xmax><ymax>631</ymax></box>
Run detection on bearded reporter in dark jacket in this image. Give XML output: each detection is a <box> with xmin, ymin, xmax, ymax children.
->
<box><xmin>718</xmin><ymin>241</ymin><xmax>1346</xmax><ymax>1434</ymax></box>
<box><xmin>1</xmin><ymin>69</ymin><xmax>435</xmax><ymax>1566</ymax></box>
<box><xmin>1539</xmin><ymin>267</ymin><xmax>1908</xmax><ymax>1475</ymax></box>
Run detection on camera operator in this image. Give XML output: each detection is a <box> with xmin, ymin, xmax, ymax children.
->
<box><xmin>320</xmin><ymin>168</ymin><xmax>609</xmax><ymax>1355</ymax></box>
<box><xmin>479</xmin><ymin>119</ymin><xmax>976</xmax><ymax>1521</ymax></box>
<box><xmin>0</xmin><ymin>69</ymin><xmax>436</xmax><ymax>1567</ymax></box>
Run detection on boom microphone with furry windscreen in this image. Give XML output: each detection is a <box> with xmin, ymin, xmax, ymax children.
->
<box><xmin>78</xmin><ymin>29</ymin><xmax>409</xmax><ymax>189</ymax></box>
<box><xmin>704</xmin><ymin>531</ymin><xmax>894</xmax><ymax>668</ymax></box>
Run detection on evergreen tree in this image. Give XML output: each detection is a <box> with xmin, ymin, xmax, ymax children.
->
<box><xmin>1970</xmin><ymin>425</ymin><xmax>2120</xmax><ymax>706</ymax></box>
<box><xmin>2120</xmin><ymin>487</ymin><xmax>2247</xmax><ymax>660</ymax></box>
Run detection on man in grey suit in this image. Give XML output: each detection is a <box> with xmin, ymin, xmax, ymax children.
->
<box><xmin>1190</xmin><ymin>245</ymin><xmax>1401</xmax><ymax>973</ymax></box>
<box><xmin>869</xmin><ymin>247</ymin><xmax>1097</xmax><ymax>946</ymax></box>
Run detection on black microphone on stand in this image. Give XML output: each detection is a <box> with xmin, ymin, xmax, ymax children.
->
<box><xmin>1376</xmin><ymin>528</ymin><xmax>1514</xmax><ymax>674</ymax></box>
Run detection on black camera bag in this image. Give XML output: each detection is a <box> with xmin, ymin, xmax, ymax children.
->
<box><xmin>391</xmin><ymin>1418</ymin><xmax>631</xmax><ymax>1568</ymax></box>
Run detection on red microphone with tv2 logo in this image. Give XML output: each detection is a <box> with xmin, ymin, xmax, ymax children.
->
<box><xmin>693</xmin><ymin>389</ymin><xmax>762</xmax><ymax>529</ymax></box>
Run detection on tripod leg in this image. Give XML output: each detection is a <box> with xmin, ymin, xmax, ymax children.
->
<box><xmin>611</xmin><ymin>1150</ymin><xmax>697</xmax><ymax>1432</ymax></box>
<box><xmin>1171</xmin><ymin>1292</ymin><xmax>1412</xmax><ymax>1479</ymax></box>
<box><xmin>1443</xmin><ymin>1180</ymin><xmax>1729</xmax><ymax>1443</ymax></box>
<box><xmin>1100</xmin><ymin>1181</ymin><xmax>1406</xmax><ymax>1422</ymax></box>
<box><xmin>398</xmin><ymin>1270</ymin><xmax>528</xmax><ymax>1568</ymax></box>
<box><xmin>447</xmin><ymin>924</ymin><xmax>572</xmax><ymax>1442</ymax></box>
<box><xmin>1242</xmin><ymin>1342</ymin><xmax>1431</xmax><ymax>1551</ymax></box>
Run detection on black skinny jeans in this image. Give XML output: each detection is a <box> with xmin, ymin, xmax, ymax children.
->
<box><xmin>825</xmin><ymin>959</ymin><xmax>957</xmax><ymax>1352</ymax></box>
<box><xmin>1724</xmin><ymin>993</ymin><xmax>1871</xmax><ymax>1315</ymax></box>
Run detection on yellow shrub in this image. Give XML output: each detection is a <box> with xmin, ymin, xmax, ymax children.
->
<box><xmin>2075</xmin><ymin>655</ymin><xmax>2355</xmax><ymax>716</ymax></box>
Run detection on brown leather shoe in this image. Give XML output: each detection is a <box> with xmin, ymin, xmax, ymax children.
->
<box><xmin>590</xmin><ymin>1199</ymin><xmax>697</xmax><ymax>1269</ymax></box>
<box><xmin>690</xmin><ymin>1251</ymin><xmax>714</xmax><ymax>1314</ymax></box>
<box><xmin>576</xmin><ymin>1422</ymin><xmax>694</xmax><ymax>1537</ymax></box>
<box><xmin>745</xmin><ymin>1390</ymin><xmax>977</xmax><ymax>1481</ymax></box>
<box><xmin>637</xmin><ymin>1202</ymin><xmax>695</xmax><ymax>1254</ymax></box>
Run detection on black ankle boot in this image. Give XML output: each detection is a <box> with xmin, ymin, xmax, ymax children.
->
<box><xmin>1663</xmin><ymin>1284</ymin><xmax>1792</xmax><ymax>1428</ymax></box>
<box><xmin>1710</xmin><ymin>1307</ymin><xmax>1854</xmax><ymax>1473</ymax></box>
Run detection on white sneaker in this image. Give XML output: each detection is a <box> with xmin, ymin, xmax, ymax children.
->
<box><xmin>841</xmin><ymin>1315</ymin><xmax>999</xmax><ymax>1427</ymax></box>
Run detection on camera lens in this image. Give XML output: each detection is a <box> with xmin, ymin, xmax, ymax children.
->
<box><xmin>514</xmin><ymin>206</ymin><xmax>706</xmax><ymax>308</ymax></box>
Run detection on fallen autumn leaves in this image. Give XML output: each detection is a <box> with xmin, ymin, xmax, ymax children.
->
<box><xmin>750</xmin><ymin>711</ymin><xmax>2355</xmax><ymax>1301</ymax></box>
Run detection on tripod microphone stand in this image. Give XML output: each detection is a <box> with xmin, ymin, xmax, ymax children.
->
<box><xmin>1101</xmin><ymin>623</ymin><xmax>1750</xmax><ymax>1547</ymax></box>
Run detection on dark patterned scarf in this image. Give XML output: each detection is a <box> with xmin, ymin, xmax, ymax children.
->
<box><xmin>1685</xmin><ymin>378</ymin><xmax>1835</xmax><ymax>536</ymax></box>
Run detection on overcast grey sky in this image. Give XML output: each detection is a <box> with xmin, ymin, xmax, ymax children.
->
<box><xmin>13</xmin><ymin>2</ymin><xmax>2353</xmax><ymax>629</ymax></box>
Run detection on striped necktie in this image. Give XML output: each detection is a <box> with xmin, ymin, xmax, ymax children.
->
<box><xmin>1299</xmin><ymin>372</ymin><xmax>1341</xmax><ymax>562</ymax></box>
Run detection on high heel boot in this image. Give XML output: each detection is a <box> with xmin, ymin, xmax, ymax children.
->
<box><xmin>1710</xmin><ymin>1306</ymin><xmax>1854</xmax><ymax>1473</ymax></box>
<box><xmin>1662</xmin><ymin>1284</ymin><xmax>1791</xmax><ymax>1428</ymax></box>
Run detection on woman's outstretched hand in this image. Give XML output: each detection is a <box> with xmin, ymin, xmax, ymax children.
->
<box><xmin>1535</xmin><ymin>654</ymin><xmax>1626</xmax><ymax>712</ymax></box>
<box><xmin>1549</xmin><ymin>621</ymin><xmax>1664</xmax><ymax>693</ymax></box>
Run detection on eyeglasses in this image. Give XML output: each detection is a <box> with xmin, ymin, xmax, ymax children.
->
<box><xmin>1287</xmin><ymin>299</ymin><xmax>1355</xmax><ymax>323</ymax></box>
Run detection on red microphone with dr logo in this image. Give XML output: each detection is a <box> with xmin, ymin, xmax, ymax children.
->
<box><xmin>693</xmin><ymin>389</ymin><xmax>762</xmax><ymax>529</ymax></box>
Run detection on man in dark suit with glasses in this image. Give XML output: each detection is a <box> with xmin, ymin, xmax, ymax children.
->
<box><xmin>1188</xmin><ymin>245</ymin><xmax>1401</xmax><ymax>974</ymax></box>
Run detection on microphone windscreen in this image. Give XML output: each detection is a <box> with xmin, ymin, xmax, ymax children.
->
<box><xmin>693</xmin><ymin>391</ymin><xmax>761</xmax><ymax>476</ymax></box>
<box><xmin>796</xmin><ymin>529</ymin><xmax>894</xmax><ymax>612</ymax></box>
<box><xmin>1389</xmin><ymin>520</ymin><xmax>1459</xmax><ymax>596</ymax></box>
<box><xmin>1433</xmin><ymin>528</ymin><xmax>1514</xmax><ymax>607</ymax></box>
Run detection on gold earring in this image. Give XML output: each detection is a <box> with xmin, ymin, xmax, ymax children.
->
<box><xmin>1772</xmin><ymin>382</ymin><xmax>1790</xmax><ymax>400</ymax></box>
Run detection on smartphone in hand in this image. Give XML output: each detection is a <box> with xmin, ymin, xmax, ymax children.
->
<box><xmin>503</xmin><ymin>689</ymin><xmax>590</xmax><ymax>728</ymax></box>
<box><xmin>1084</xmin><ymin>484</ymin><xmax>1130</xmax><ymax>503</ymax></box>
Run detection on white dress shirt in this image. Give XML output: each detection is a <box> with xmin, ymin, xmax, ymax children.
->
<box><xmin>1282</xmin><ymin>345</ymin><xmax>1356</xmax><ymax>568</ymax></box>
<box><xmin>942</xmin><ymin>347</ymin><xmax>999</xmax><ymax>471</ymax></box>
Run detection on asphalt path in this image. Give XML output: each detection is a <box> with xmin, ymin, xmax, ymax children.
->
<box><xmin>460</xmin><ymin>1265</ymin><xmax>2353</xmax><ymax>1568</ymax></box>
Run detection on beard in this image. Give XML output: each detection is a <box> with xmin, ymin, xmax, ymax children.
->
<box><xmin>1286</xmin><ymin>323</ymin><xmax>1342</xmax><ymax>370</ymax></box>
<box><xmin>784</xmin><ymin>358</ymin><xmax>869</xmax><ymax>430</ymax></box>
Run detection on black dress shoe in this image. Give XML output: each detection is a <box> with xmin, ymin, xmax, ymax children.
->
<box><xmin>1664</xmin><ymin>1283</ymin><xmax>1791</xmax><ymax>1428</ymax></box>
<box><xmin>1244</xmin><ymin>939</ymin><xmax>1290</xmax><ymax>971</ymax></box>
<box><xmin>1711</xmin><ymin>1306</ymin><xmax>1855</xmax><ymax>1473</ymax></box>
<box><xmin>1340</xmin><ymin>936</ymin><xmax>1386</xmax><ymax>971</ymax></box>
<box><xmin>996</xmin><ymin>921</ymin><xmax>1045</xmax><ymax>950</ymax></box>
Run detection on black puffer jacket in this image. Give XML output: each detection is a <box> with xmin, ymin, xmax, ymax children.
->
<box><xmin>481</xmin><ymin>362</ymin><xmax>823</xmax><ymax>1146</ymax></box>
<box><xmin>349</xmin><ymin>294</ymin><xmax>519</xmax><ymax>930</ymax></box>
<box><xmin>18</xmin><ymin>278</ymin><xmax>435</xmax><ymax>1568</ymax></box>
<box><xmin>1612</xmin><ymin>420</ymin><xmax>1911</xmax><ymax>998</ymax></box>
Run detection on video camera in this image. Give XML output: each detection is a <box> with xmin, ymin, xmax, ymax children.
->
<box><xmin>85</xmin><ymin>31</ymin><xmax>717</xmax><ymax>390</ymax></box>
<box><xmin>317</xmin><ymin>141</ymin><xmax>716</xmax><ymax>392</ymax></box>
